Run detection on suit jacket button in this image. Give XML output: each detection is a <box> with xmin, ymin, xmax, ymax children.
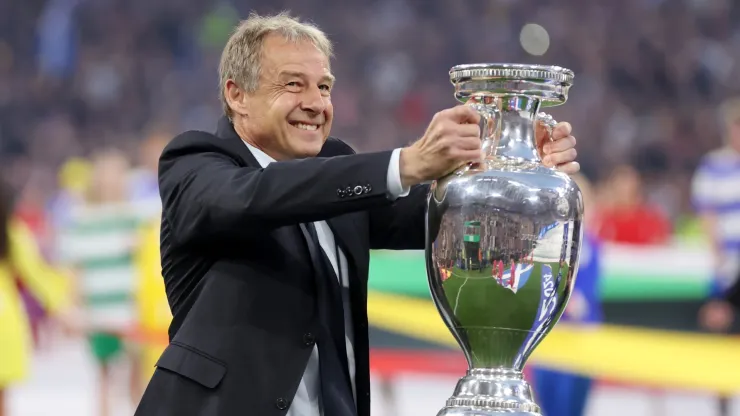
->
<box><xmin>345</xmin><ymin>186</ymin><xmax>352</xmax><ymax>195</ymax></box>
<box><xmin>337</xmin><ymin>189</ymin><xmax>345</xmax><ymax>198</ymax></box>
<box><xmin>353</xmin><ymin>185</ymin><xmax>363</xmax><ymax>195</ymax></box>
<box><xmin>364</xmin><ymin>184</ymin><xmax>372</xmax><ymax>193</ymax></box>
<box><xmin>303</xmin><ymin>332</ymin><xmax>315</xmax><ymax>346</ymax></box>
<box><xmin>276</xmin><ymin>398</ymin><xmax>289</xmax><ymax>410</ymax></box>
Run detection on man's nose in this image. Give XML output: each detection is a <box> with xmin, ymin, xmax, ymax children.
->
<box><xmin>300</xmin><ymin>85</ymin><xmax>327</xmax><ymax>114</ymax></box>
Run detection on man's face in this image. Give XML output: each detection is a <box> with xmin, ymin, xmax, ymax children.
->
<box><xmin>230</xmin><ymin>34</ymin><xmax>334</xmax><ymax>160</ymax></box>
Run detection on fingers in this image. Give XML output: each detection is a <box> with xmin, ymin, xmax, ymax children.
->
<box><xmin>536</xmin><ymin>120</ymin><xmax>572</xmax><ymax>152</ymax></box>
<box><xmin>455</xmin><ymin>123</ymin><xmax>481</xmax><ymax>142</ymax></box>
<box><xmin>552</xmin><ymin>122</ymin><xmax>572</xmax><ymax>140</ymax></box>
<box><xmin>447</xmin><ymin>105</ymin><xmax>482</xmax><ymax>124</ymax></box>
<box><xmin>539</xmin><ymin>120</ymin><xmax>578</xmax><ymax>174</ymax></box>
<box><xmin>543</xmin><ymin>148</ymin><xmax>577</xmax><ymax>167</ymax></box>
<box><xmin>554</xmin><ymin>161</ymin><xmax>580</xmax><ymax>175</ymax></box>
<box><xmin>542</xmin><ymin>134</ymin><xmax>576</xmax><ymax>155</ymax></box>
<box><xmin>457</xmin><ymin>149</ymin><xmax>484</xmax><ymax>163</ymax></box>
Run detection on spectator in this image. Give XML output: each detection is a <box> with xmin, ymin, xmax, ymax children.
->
<box><xmin>592</xmin><ymin>164</ymin><xmax>672</xmax><ymax>245</ymax></box>
<box><xmin>694</xmin><ymin>97</ymin><xmax>740</xmax><ymax>416</ymax></box>
<box><xmin>0</xmin><ymin>179</ymin><xmax>70</xmax><ymax>416</ymax></box>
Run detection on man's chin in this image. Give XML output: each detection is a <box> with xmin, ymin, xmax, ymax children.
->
<box><xmin>293</xmin><ymin>143</ymin><xmax>325</xmax><ymax>159</ymax></box>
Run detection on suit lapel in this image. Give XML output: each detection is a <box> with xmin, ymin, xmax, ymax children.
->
<box><xmin>298</xmin><ymin>223</ymin><xmax>326</xmax><ymax>282</ymax></box>
<box><xmin>327</xmin><ymin>217</ymin><xmax>366</xmax><ymax>294</ymax></box>
<box><xmin>214</xmin><ymin>117</ymin><xmax>317</xmax><ymax>270</ymax></box>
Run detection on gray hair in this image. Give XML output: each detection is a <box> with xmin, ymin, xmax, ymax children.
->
<box><xmin>218</xmin><ymin>11</ymin><xmax>334</xmax><ymax>117</ymax></box>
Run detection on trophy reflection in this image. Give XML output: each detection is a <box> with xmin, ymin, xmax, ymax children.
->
<box><xmin>425</xmin><ymin>64</ymin><xmax>583</xmax><ymax>415</ymax></box>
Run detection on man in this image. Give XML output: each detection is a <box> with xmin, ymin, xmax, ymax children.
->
<box><xmin>693</xmin><ymin>97</ymin><xmax>740</xmax><ymax>416</ymax></box>
<box><xmin>135</xmin><ymin>12</ymin><xmax>580</xmax><ymax>416</ymax></box>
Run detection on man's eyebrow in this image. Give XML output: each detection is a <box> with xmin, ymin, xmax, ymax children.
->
<box><xmin>279</xmin><ymin>70</ymin><xmax>335</xmax><ymax>84</ymax></box>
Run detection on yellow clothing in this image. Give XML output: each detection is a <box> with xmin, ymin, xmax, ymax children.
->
<box><xmin>0</xmin><ymin>220</ymin><xmax>69</xmax><ymax>386</ymax></box>
<box><xmin>135</xmin><ymin>220</ymin><xmax>171</xmax><ymax>379</ymax></box>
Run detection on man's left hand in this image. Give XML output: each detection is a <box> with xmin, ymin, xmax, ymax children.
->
<box><xmin>536</xmin><ymin>120</ymin><xmax>579</xmax><ymax>175</ymax></box>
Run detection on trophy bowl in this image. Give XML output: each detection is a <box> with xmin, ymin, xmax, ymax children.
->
<box><xmin>425</xmin><ymin>64</ymin><xmax>583</xmax><ymax>415</ymax></box>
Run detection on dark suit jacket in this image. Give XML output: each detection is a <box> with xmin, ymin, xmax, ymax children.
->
<box><xmin>134</xmin><ymin>117</ymin><xmax>428</xmax><ymax>416</ymax></box>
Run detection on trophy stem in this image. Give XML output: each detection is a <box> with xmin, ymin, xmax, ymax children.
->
<box><xmin>466</xmin><ymin>94</ymin><xmax>543</xmax><ymax>167</ymax></box>
<box><xmin>437</xmin><ymin>368</ymin><xmax>541</xmax><ymax>416</ymax></box>
<box><xmin>491</xmin><ymin>96</ymin><xmax>542</xmax><ymax>164</ymax></box>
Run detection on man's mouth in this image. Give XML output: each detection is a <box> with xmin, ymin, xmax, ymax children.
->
<box><xmin>290</xmin><ymin>122</ymin><xmax>320</xmax><ymax>131</ymax></box>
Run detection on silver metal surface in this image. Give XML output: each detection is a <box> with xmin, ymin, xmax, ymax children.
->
<box><xmin>449</xmin><ymin>63</ymin><xmax>573</xmax><ymax>107</ymax></box>
<box><xmin>426</xmin><ymin>64</ymin><xmax>582</xmax><ymax>416</ymax></box>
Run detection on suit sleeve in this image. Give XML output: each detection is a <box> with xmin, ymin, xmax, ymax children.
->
<box><xmin>367</xmin><ymin>184</ymin><xmax>429</xmax><ymax>250</ymax></box>
<box><xmin>159</xmin><ymin>132</ymin><xmax>397</xmax><ymax>246</ymax></box>
<box><xmin>321</xmin><ymin>139</ymin><xmax>428</xmax><ymax>251</ymax></box>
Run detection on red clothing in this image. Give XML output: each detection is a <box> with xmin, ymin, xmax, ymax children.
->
<box><xmin>15</xmin><ymin>203</ymin><xmax>47</xmax><ymax>238</ymax></box>
<box><xmin>593</xmin><ymin>205</ymin><xmax>671</xmax><ymax>245</ymax></box>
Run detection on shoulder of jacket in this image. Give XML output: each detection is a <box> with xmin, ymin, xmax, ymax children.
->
<box><xmin>167</xmin><ymin>130</ymin><xmax>221</xmax><ymax>149</ymax></box>
<box><xmin>322</xmin><ymin>136</ymin><xmax>357</xmax><ymax>156</ymax></box>
<box><xmin>162</xmin><ymin>130</ymin><xmax>239</xmax><ymax>159</ymax></box>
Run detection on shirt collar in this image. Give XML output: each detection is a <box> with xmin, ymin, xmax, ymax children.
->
<box><xmin>242</xmin><ymin>141</ymin><xmax>275</xmax><ymax>168</ymax></box>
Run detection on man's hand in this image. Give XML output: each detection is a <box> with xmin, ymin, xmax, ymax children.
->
<box><xmin>699</xmin><ymin>300</ymin><xmax>735</xmax><ymax>333</ymax></box>
<box><xmin>399</xmin><ymin>106</ymin><xmax>482</xmax><ymax>188</ymax></box>
<box><xmin>400</xmin><ymin>108</ymin><xmax>581</xmax><ymax>187</ymax></box>
<box><xmin>536</xmin><ymin>120</ymin><xmax>579</xmax><ymax>175</ymax></box>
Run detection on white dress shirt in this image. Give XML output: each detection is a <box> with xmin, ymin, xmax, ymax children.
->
<box><xmin>242</xmin><ymin>142</ymin><xmax>409</xmax><ymax>416</ymax></box>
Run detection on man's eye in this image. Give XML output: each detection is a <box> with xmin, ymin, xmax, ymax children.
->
<box><xmin>319</xmin><ymin>84</ymin><xmax>331</xmax><ymax>91</ymax></box>
<box><xmin>286</xmin><ymin>81</ymin><xmax>301</xmax><ymax>88</ymax></box>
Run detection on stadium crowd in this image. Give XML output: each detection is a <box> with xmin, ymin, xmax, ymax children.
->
<box><xmin>1</xmin><ymin>0</ymin><xmax>739</xmax><ymax>223</ymax></box>
<box><xmin>1</xmin><ymin>0</ymin><xmax>740</xmax><ymax>415</ymax></box>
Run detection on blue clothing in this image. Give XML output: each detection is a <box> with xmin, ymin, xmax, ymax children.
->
<box><xmin>562</xmin><ymin>232</ymin><xmax>602</xmax><ymax>324</ymax></box>
<box><xmin>691</xmin><ymin>148</ymin><xmax>740</xmax><ymax>296</ymax></box>
<box><xmin>531</xmin><ymin>231</ymin><xmax>602</xmax><ymax>416</ymax></box>
<box><xmin>534</xmin><ymin>367</ymin><xmax>593</xmax><ymax>416</ymax></box>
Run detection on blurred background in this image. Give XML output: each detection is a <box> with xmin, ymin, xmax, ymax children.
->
<box><xmin>2</xmin><ymin>0</ymin><xmax>740</xmax><ymax>415</ymax></box>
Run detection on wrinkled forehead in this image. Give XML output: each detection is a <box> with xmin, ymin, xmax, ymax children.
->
<box><xmin>260</xmin><ymin>35</ymin><xmax>333</xmax><ymax>80</ymax></box>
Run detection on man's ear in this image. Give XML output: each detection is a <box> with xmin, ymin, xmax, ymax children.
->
<box><xmin>225</xmin><ymin>80</ymin><xmax>249</xmax><ymax>117</ymax></box>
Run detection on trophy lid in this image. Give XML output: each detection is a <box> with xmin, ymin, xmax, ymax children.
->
<box><xmin>449</xmin><ymin>63</ymin><xmax>574</xmax><ymax>107</ymax></box>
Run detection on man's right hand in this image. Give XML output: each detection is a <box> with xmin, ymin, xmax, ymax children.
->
<box><xmin>399</xmin><ymin>106</ymin><xmax>482</xmax><ymax>188</ymax></box>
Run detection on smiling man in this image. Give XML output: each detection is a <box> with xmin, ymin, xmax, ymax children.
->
<box><xmin>134</xmin><ymin>12</ymin><xmax>580</xmax><ymax>416</ymax></box>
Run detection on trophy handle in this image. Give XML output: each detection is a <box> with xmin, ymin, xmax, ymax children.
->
<box><xmin>465</xmin><ymin>99</ymin><xmax>500</xmax><ymax>164</ymax></box>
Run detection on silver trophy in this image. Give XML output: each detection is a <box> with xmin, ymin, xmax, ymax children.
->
<box><xmin>425</xmin><ymin>64</ymin><xmax>583</xmax><ymax>415</ymax></box>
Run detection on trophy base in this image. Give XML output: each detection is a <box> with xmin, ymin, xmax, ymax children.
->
<box><xmin>436</xmin><ymin>368</ymin><xmax>541</xmax><ymax>416</ymax></box>
<box><xmin>437</xmin><ymin>410</ymin><xmax>538</xmax><ymax>416</ymax></box>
